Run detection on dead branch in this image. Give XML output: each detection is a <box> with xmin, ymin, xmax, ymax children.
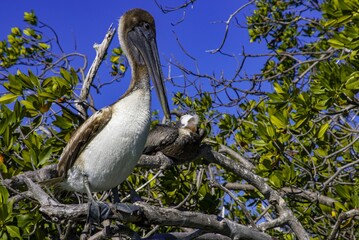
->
<box><xmin>206</xmin><ymin>0</ymin><xmax>256</xmax><ymax>54</ymax></box>
<box><xmin>75</xmin><ymin>25</ymin><xmax>116</xmax><ymax>118</ymax></box>
<box><xmin>155</xmin><ymin>0</ymin><xmax>197</xmax><ymax>14</ymax></box>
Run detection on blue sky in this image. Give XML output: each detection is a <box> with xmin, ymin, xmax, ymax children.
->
<box><xmin>1</xmin><ymin>1</ymin><xmax>264</xmax><ymax>116</ymax></box>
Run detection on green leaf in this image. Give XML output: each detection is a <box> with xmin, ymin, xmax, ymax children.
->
<box><xmin>257</xmin><ymin>122</ymin><xmax>268</xmax><ymax>137</ymax></box>
<box><xmin>51</xmin><ymin>76</ymin><xmax>70</xmax><ymax>88</ymax></box>
<box><xmin>270</xmin><ymin>115</ymin><xmax>286</xmax><ymax>129</ymax></box>
<box><xmin>110</xmin><ymin>55</ymin><xmax>120</xmax><ymax>63</ymax></box>
<box><xmin>0</xmin><ymin>231</ymin><xmax>8</xmax><ymax>240</ymax></box>
<box><xmin>70</xmin><ymin>68</ymin><xmax>79</xmax><ymax>86</ymax></box>
<box><xmin>38</xmin><ymin>42</ymin><xmax>50</xmax><ymax>50</ymax></box>
<box><xmin>53</xmin><ymin>115</ymin><xmax>74</xmax><ymax>129</ymax></box>
<box><xmin>60</xmin><ymin>68</ymin><xmax>71</xmax><ymax>83</ymax></box>
<box><xmin>252</xmin><ymin>139</ymin><xmax>268</xmax><ymax>147</ymax></box>
<box><xmin>0</xmin><ymin>93</ymin><xmax>18</xmax><ymax>104</ymax></box>
<box><xmin>293</xmin><ymin>116</ymin><xmax>308</xmax><ymax>129</ymax></box>
<box><xmin>282</xmin><ymin>164</ymin><xmax>296</xmax><ymax>183</ymax></box>
<box><xmin>257</xmin><ymin>163</ymin><xmax>270</xmax><ymax>172</ymax></box>
<box><xmin>0</xmin><ymin>204</ymin><xmax>9</xmax><ymax>222</ymax></box>
<box><xmin>3</xmin><ymin>127</ymin><xmax>14</xmax><ymax>151</ymax></box>
<box><xmin>328</xmin><ymin>38</ymin><xmax>345</xmax><ymax>48</ymax></box>
<box><xmin>318</xmin><ymin>123</ymin><xmax>330</xmax><ymax>139</ymax></box>
<box><xmin>11</xmin><ymin>27</ymin><xmax>21</xmax><ymax>36</ymax></box>
<box><xmin>38</xmin><ymin>146</ymin><xmax>52</xmax><ymax>166</ymax></box>
<box><xmin>16</xmin><ymin>215</ymin><xmax>33</xmax><ymax>229</ymax></box>
<box><xmin>17</xmin><ymin>71</ymin><xmax>35</xmax><ymax>89</ymax></box>
<box><xmin>112</xmin><ymin>47</ymin><xmax>122</xmax><ymax>55</ymax></box>
<box><xmin>0</xmin><ymin>186</ymin><xmax>9</xmax><ymax>203</ymax></box>
<box><xmin>23</xmin><ymin>28</ymin><xmax>35</xmax><ymax>37</ymax></box>
<box><xmin>5</xmin><ymin>225</ymin><xmax>22</xmax><ymax>239</ymax></box>
<box><xmin>335</xmin><ymin>185</ymin><xmax>351</xmax><ymax>200</ymax></box>
<box><xmin>334</xmin><ymin>201</ymin><xmax>348</xmax><ymax>212</ymax></box>
<box><xmin>345</xmin><ymin>74</ymin><xmax>359</xmax><ymax>90</ymax></box>
<box><xmin>324</xmin><ymin>19</ymin><xmax>337</xmax><ymax>27</ymax></box>
<box><xmin>14</xmin><ymin>100</ymin><xmax>23</xmax><ymax>120</ymax></box>
<box><xmin>266</xmin><ymin>125</ymin><xmax>276</xmax><ymax>137</ymax></box>
<box><xmin>4</xmin><ymin>77</ymin><xmax>22</xmax><ymax>95</ymax></box>
<box><xmin>351</xmin><ymin>195</ymin><xmax>359</xmax><ymax>208</ymax></box>
<box><xmin>273</xmin><ymin>82</ymin><xmax>285</xmax><ymax>94</ymax></box>
<box><xmin>28</xmin><ymin>70</ymin><xmax>40</xmax><ymax>87</ymax></box>
<box><xmin>21</xmin><ymin>100</ymin><xmax>38</xmax><ymax>117</ymax></box>
<box><xmin>24</xmin><ymin>11</ymin><xmax>37</xmax><ymax>25</ymax></box>
<box><xmin>37</xmin><ymin>91</ymin><xmax>56</xmax><ymax>100</ymax></box>
<box><xmin>269</xmin><ymin>172</ymin><xmax>282</xmax><ymax>188</ymax></box>
<box><xmin>337</xmin><ymin>15</ymin><xmax>352</xmax><ymax>25</ymax></box>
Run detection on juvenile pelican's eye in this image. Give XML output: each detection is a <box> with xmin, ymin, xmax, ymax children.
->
<box><xmin>143</xmin><ymin>22</ymin><xmax>150</xmax><ymax>30</ymax></box>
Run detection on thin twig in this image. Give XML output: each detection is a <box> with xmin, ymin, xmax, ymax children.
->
<box><xmin>206</xmin><ymin>0</ymin><xmax>256</xmax><ymax>54</ymax></box>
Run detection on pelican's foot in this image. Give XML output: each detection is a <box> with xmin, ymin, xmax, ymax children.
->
<box><xmin>88</xmin><ymin>200</ymin><xmax>111</xmax><ymax>223</ymax></box>
<box><xmin>115</xmin><ymin>202</ymin><xmax>141</xmax><ymax>215</ymax></box>
<box><xmin>130</xmin><ymin>189</ymin><xmax>143</xmax><ymax>203</ymax></box>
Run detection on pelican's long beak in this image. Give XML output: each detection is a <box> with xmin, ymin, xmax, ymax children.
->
<box><xmin>129</xmin><ymin>26</ymin><xmax>171</xmax><ymax>120</ymax></box>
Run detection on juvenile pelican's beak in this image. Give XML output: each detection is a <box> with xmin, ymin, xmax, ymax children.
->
<box><xmin>128</xmin><ymin>25</ymin><xmax>171</xmax><ymax>120</ymax></box>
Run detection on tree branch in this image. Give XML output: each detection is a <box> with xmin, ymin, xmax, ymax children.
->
<box><xmin>22</xmin><ymin>177</ymin><xmax>271</xmax><ymax>240</ymax></box>
<box><xmin>204</xmin><ymin>139</ymin><xmax>255</xmax><ymax>170</ymax></box>
<box><xmin>224</xmin><ymin>183</ymin><xmax>337</xmax><ymax>207</ymax></box>
<box><xmin>75</xmin><ymin>25</ymin><xmax>116</xmax><ymax>118</ymax></box>
<box><xmin>199</xmin><ymin>145</ymin><xmax>310</xmax><ymax>239</ymax></box>
<box><xmin>206</xmin><ymin>0</ymin><xmax>256</xmax><ymax>54</ymax></box>
<box><xmin>4</xmin><ymin>144</ymin><xmax>310</xmax><ymax>239</ymax></box>
<box><xmin>135</xmin><ymin>202</ymin><xmax>271</xmax><ymax>240</ymax></box>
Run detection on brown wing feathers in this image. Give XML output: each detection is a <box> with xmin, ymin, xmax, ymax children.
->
<box><xmin>57</xmin><ymin>107</ymin><xmax>112</xmax><ymax>178</ymax></box>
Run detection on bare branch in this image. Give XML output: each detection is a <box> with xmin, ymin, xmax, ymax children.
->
<box><xmin>204</xmin><ymin>139</ymin><xmax>255</xmax><ymax>170</ymax></box>
<box><xmin>155</xmin><ymin>0</ymin><xmax>197</xmax><ymax>14</ymax></box>
<box><xmin>75</xmin><ymin>25</ymin><xmax>116</xmax><ymax>118</ymax></box>
<box><xmin>206</xmin><ymin>0</ymin><xmax>256</xmax><ymax>54</ymax></box>
<box><xmin>22</xmin><ymin>177</ymin><xmax>271</xmax><ymax>240</ymax></box>
<box><xmin>224</xmin><ymin>183</ymin><xmax>337</xmax><ymax>207</ymax></box>
<box><xmin>135</xmin><ymin>201</ymin><xmax>272</xmax><ymax>240</ymax></box>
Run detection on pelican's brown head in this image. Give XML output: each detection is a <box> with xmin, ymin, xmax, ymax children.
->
<box><xmin>118</xmin><ymin>9</ymin><xmax>156</xmax><ymax>67</ymax></box>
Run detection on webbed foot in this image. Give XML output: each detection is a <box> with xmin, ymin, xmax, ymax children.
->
<box><xmin>88</xmin><ymin>200</ymin><xmax>111</xmax><ymax>223</ymax></box>
<box><xmin>115</xmin><ymin>202</ymin><xmax>141</xmax><ymax>215</ymax></box>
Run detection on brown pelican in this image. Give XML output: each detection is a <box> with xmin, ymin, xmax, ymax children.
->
<box><xmin>143</xmin><ymin>114</ymin><xmax>205</xmax><ymax>163</ymax></box>
<box><xmin>56</xmin><ymin>9</ymin><xmax>171</xmax><ymax>212</ymax></box>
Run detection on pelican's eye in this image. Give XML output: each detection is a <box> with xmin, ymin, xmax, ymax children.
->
<box><xmin>143</xmin><ymin>22</ymin><xmax>150</xmax><ymax>30</ymax></box>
